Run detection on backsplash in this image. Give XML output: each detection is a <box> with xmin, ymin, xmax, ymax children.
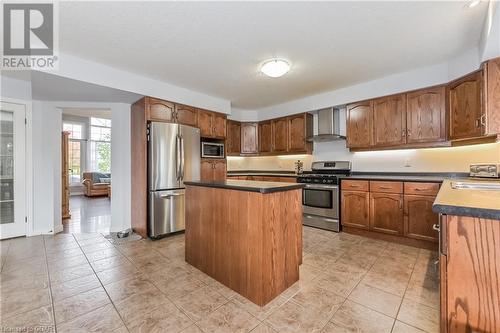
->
<box><xmin>227</xmin><ymin>142</ymin><xmax>500</xmax><ymax>173</ymax></box>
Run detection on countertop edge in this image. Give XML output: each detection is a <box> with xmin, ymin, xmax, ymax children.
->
<box><xmin>432</xmin><ymin>203</ymin><xmax>500</xmax><ymax>220</ymax></box>
<box><xmin>184</xmin><ymin>181</ymin><xmax>305</xmax><ymax>194</ymax></box>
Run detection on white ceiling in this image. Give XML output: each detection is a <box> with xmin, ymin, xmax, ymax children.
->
<box><xmin>59</xmin><ymin>1</ymin><xmax>488</xmax><ymax>110</ymax></box>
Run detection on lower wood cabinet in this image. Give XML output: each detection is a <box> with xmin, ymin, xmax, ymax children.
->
<box><xmin>341</xmin><ymin>180</ymin><xmax>440</xmax><ymax>246</ymax></box>
<box><xmin>404</xmin><ymin>195</ymin><xmax>439</xmax><ymax>242</ymax></box>
<box><xmin>201</xmin><ymin>159</ymin><xmax>226</xmax><ymax>181</ymax></box>
<box><xmin>341</xmin><ymin>191</ymin><xmax>370</xmax><ymax>230</ymax></box>
<box><xmin>369</xmin><ymin>192</ymin><xmax>404</xmax><ymax>235</ymax></box>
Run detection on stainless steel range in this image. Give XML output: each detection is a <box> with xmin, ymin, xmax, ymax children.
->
<box><xmin>297</xmin><ymin>161</ymin><xmax>351</xmax><ymax>232</ymax></box>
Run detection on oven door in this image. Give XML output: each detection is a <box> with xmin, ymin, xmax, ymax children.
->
<box><xmin>302</xmin><ymin>184</ymin><xmax>338</xmax><ymax>219</ymax></box>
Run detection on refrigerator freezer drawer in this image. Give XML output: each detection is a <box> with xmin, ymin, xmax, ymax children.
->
<box><xmin>149</xmin><ymin>189</ymin><xmax>185</xmax><ymax>238</ymax></box>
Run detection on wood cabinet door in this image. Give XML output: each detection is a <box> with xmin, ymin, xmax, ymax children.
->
<box><xmin>369</xmin><ymin>192</ymin><xmax>404</xmax><ymax>235</ymax></box>
<box><xmin>147</xmin><ymin>98</ymin><xmax>176</xmax><ymax>122</ymax></box>
<box><xmin>485</xmin><ymin>57</ymin><xmax>500</xmax><ymax>135</ymax></box>
<box><xmin>198</xmin><ymin>110</ymin><xmax>213</xmax><ymax>138</ymax></box>
<box><xmin>259</xmin><ymin>121</ymin><xmax>273</xmax><ymax>153</ymax></box>
<box><xmin>288</xmin><ymin>114</ymin><xmax>312</xmax><ymax>152</ymax></box>
<box><xmin>200</xmin><ymin>160</ymin><xmax>214</xmax><ymax>181</ymax></box>
<box><xmin>449</xmin><ymin>71</ymin><xmax>484</xmax><ymax>140</ymax></box>
<box><xmin>272</xmin><ymin>118</ymin><xmax>288</xmax><ymax>153</ymax></box>
<box><xmin>226</xmin><ymin>120</ymin><xmax>241</xmax><ymax>155</ymax></box>
<box><xmin>213</xmin><ymin>160</ymin><xmax>227</xmax><ymax>181</ymax></box>
<box><xmin>404</xmin><ymin>195</ymin><xmax>439</xmax><ymax>242</ymax></box>
<box><xmin>373</xmin><ymin>94</ymin><xmax>407</xmax><ymax>146</ymax></box>
<box><xmin>406</xmin><ymin>86</ymin><xmax>446</xmax><ymax>143</ymax></box>
<box><xmin>346</xmin><ymin>101</ymin><xmax>373</xmax><ymax>148</ymax></box>
<box><xmin>341</xmin><ymin>191</ymin><xmax>370</xmax><ymax>230</ymax></box>
<box><xmin>175</xmin><ymin>104</ymin><xmax>198</xmax><ymax>127</ymax></box>
<box><xmin>213</xmin><ymin>113</ymin><xmax>227</xmax><ymax>139</ymax></box>
<box><xmin>241</xmin><ymin>123</ymin><xmax>258</xmax><ymax>154</ymax></box>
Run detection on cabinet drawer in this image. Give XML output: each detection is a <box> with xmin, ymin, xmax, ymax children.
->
<box><xmin>370</xmin><ymin>181</ymin><xmax>403</xmax><ymax>193</ymax></box>
<box><xmin>342</xmin><ymin>180</ymin><xmax>369</xmax><ymax>191</ymax></box>
<box><xmin>404</xmin><ymin>182</ymin><xmax>440</xmax><ymax>196</ymax></box>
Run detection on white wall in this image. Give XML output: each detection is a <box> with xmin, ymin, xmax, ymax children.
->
<box><xmin>1</xmin><ymin>75</ymin><xmax>32</xmax><ymax>100</ymax></box>
<box><xmin>41</xmin><ymin>52</ymin><xmax>231</xmax><ymax>114</ymax></box>
<box><xmin>110</xmin><ymin>104</ymin><xmax>132</xmax><ymax>232</ymax></box>
<box><xmin>480</xmin><ymin>0</ymin><xmax>500</xmax><ymax>61</ymax></box>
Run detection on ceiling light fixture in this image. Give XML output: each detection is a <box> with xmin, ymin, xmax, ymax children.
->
<box><xmin>260</xmin><ymin>58</ymin><xmax>290</xmax><ymax>78</ymax></box>
<box><xmin>468</xmin><ymin>0</ymin><xmax>480</xmax><ymax>8</ymax></box>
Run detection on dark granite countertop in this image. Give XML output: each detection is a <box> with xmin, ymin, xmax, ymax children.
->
<box><xmin>433</xmin><ymin>179</ymin><xmax>500</xmax><ymax>220</ymax></box>
<box><xmin>184</xmin><ymin>180</ymin><xmax>305</xmax><ymax>194</ymax></box>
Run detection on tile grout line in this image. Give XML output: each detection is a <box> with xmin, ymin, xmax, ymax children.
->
<box><xmin>42</xmin><ymin>235</ymin><xmax>59</xmax><ymax>333</ymax></box>
<box><xmin>72</xmin><ymin>234</ymin><xmax>131</xmax><ymax>333</ymax></box>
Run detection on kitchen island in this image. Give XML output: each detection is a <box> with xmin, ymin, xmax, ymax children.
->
<box><xmin>184</xmin><ymin>180</ymin><xmax>304</xmax><ymax>306</ymax></box>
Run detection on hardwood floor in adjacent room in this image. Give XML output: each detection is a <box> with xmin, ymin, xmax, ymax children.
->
<box><xmin>63</xmin><ymin>196</ymin><xmax>111</xmax><ymax>233</ymax></box>
<box><xmin>0</xmin><ymin>227</ymin><xmax>439</xmax><ymax>333</ymax></box>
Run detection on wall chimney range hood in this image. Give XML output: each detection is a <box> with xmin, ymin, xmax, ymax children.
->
<box><xmin>308</xmin><ymin>107</ymin><xmax>346</xmax><ymax>142</ymax></box>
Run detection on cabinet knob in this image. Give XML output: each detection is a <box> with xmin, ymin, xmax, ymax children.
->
<box><xmin>401</xmin><ymin>129</ymin><xmax>406</xmax><ymax>137</ymax></box>
<box><xmin>407</xmin><ymin>129</ymin><xmax>411</xmax><ymax>137</ymax></box>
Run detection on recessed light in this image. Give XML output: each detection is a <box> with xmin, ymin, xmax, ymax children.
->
<box><xmin>468</xmin><ymin>0</ymin><xmax>480</xmax><ymax>8</ymax></box>
<box><xmin>260</xmin><ymin>58</ymin><xmax>290</xmax><ymax>78</ymax></box>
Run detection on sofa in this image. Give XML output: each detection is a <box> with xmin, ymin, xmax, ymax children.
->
<box><xmin>82</xmin><ymin>172</ymin><xmax>111</xmax><ymax>197</ymax></box>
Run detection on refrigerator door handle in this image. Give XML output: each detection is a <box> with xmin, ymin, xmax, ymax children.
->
<box><xmin>160</xmin><ymin>193</ymin><xmax>184</xmax><ymax>199</ymax></box>
<box><xmin>180</xmin><ymin>136</ymin><xmax>185</xmax><ymax>180</ymax></box>
<box><xmin>176</xmin><ymin>134</ymin><xmax>181</xmax><ymax>180</ymax></box>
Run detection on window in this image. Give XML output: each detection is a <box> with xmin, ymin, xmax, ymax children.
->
<box><xmin>63</xmin><ymin>123</ymin><xmax>83</xmax><ymax>140</ymax></box>
<box><xmin>90</xmin><ymin>117</ymin><xmax>111</xmax><ymax>173</ymax></box>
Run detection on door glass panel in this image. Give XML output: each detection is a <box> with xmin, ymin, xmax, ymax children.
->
<box><xmin>0</xmin><ymin>111</ymin><xmax>14</xmax><ymax>224</ymax></box>
<box><xmin>68</xmin><ymin>141</ymin><xmax>82</xmax><ymax>184</ymax></box>
<box><xmin>303</xmin><ymin>188</ymin><xmax>333</xmax><ymax>209</ymax></box>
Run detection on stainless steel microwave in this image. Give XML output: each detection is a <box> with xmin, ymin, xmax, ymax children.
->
<box><xmin>201</xmin><ymin>142</ymin><xmax>225</xmax><ymax>158</ymax></box>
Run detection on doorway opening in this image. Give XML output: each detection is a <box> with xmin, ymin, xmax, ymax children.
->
<box><xmin>62</xmin><ymin>108</ymin><xmax>112</xmax><ymax>233</ymax></box>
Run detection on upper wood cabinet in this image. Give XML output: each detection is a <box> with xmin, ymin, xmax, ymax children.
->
<box><xmin>146</xmin><ymin>97</ymin><xmax>176</xmax><ymax>122</ymax></box>
<box><xmin>346</xmin><ymin>101</ymin><xmax>373</xmax><ymax>148</ymax></box>
<box><xmin>406</xmin><ymin>86</ymin><xmax>446</xmax><ymax>143</ymax></box>
<box><xmin>448</xmin><ymin>70</ymin><xmax>484</xmax><ymax>140</ymax></box>
<box><xmin>288</xmin><ymin>113</ymin><xmax>313</xmax><ymax>153</ymax></box>
<box><xmin>198</xmin><ymin>109</ymin><xmax>227</xmax><ymax>139</ymax></box>
<box><xmin>175</xmin><ymin>104</ymin><xmax>198</xmax><ymax>127</ymax></box>
<box><xmin>259</xmin><ymin>121</ymin><xmax>273</xmax><ymax>154</ymax></box>
<box><xmin>373</xmin><ymin>94</ymin><xmax>407</xmax><ymax>146</ymax></box>
<box><xmin>226</xmin><ymin>120</ymin><xmax>241</xmax><ymax>155</ymax></box>
<box><xmin>241</xmin><ymin>123</ymin><xmax>258</xmax><ymax>154</ymax></box>
<box><xmin>484</xmin><ymin>57</ymin><xmax>500</xmax><ymax>136</ymax></box>
<box><xmin>272</xmin><ymin>117</ymin><xmax>288</xmax><ymax>153</ymax></box>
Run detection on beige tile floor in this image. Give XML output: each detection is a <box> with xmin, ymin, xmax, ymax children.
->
<box><xmin>0</xmin><ymin>227</ymin><xmax>439</xmax><ymax>333</ymax></box>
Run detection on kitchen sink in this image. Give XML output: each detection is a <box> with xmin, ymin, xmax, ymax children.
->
<box><xmin>451</xmin><ymin>181</ymin><xmax>500</xmax><ymax>190</ymax></box>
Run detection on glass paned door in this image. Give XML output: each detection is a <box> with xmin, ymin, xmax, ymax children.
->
<box><xmin>0</xmin><ymin>102</ymin><xmax>26</xmax><ymax>239</ymax></box>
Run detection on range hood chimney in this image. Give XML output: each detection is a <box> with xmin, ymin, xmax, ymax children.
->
<box><xmin>308</xmin><ymin>107</ymin><xmax>346</xmax><ymax>142</ymax></box>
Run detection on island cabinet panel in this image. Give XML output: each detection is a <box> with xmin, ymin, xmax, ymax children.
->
<box><xmin>241</xmin><ymin>123</ymin><xmax>259</xmax><ymax>154</ymax></box>
<box><xmin>259</xmin><ymin>121</ymin><xmax>273</xmax><ymax>154</ymax></box>
<box><xmin>369</xmin><ymin>192</ymin><xmax>404</xmax><ymax>235</ymax></box>
<box><xmin>146</xmin><ymin>97</ymin><xmax>176</xmax><ymax>122</ymax></box>
<box><xmin>443</xmin><ymin>215</ymin><xmax>500</xmax><ymax>333</ymax></box>
<box><xmin>403</xmin><ymin>195</ymin><xmax>439</xmax><ymax>242</ymax></box>
<box><xmin>373</xmin><ymin>94</ymin><xmax>407</xmax><ymax>147</ymax></box>
<box><xmin>185</xmin><ymin>186</ymin><xmax>302</xmax><ymax>306</ymax></box>
<box><xmin>406</xmin><ymin>86</ymin><xmax>446</xmax><ymax>143</ymax></box>
<box><xmin>288</xmin><ymin>113</ymin><xmax>313</xmax><ymax>153</ymax></box>
<box><xmin>272</xmin><ymin>117</ymin><xmax>288</xmax><ymax>153</ymax></box>
<box><xmin>448</xmin><ymin>70</ymin><xmax>484</xmax><ymax>140</ymax></box>
<box><xmin>341</xmin><ymin>191</ymin><xmax>369</xmax><ymax>230</ymax></box>
<box><xmin>226</xmin><ymin>120</ymin><xmax>241</xmax><ymax>155</ymax></box>
<box><xmin>175</xmin><ymin>104</ymin><xmax>198</xmax><ymax>127</ymax></box>
<box><xmin>346</xmin><ymin>101</ymin><xmax>373</xmax><ymax>148</ymax></box>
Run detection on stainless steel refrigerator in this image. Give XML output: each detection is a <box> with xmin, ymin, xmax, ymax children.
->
<box><xmin>148</xmin><ymin>122</ymin><xmax>200</xmax><ymax>238</ymax></box>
